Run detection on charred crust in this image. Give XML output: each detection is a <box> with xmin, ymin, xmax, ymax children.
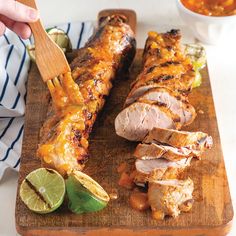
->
<box><xmin>176</xmin><ymin>95</ymin><xmax>181</xmax><ymax>100</ymax></box>
<box><xmin>160</xmin><ymin>61</ymin><xmax>180</xmax><ymax>67</ymax></box>
<box><xmin>173</xmin><ymin>117</ymin><xmax>181</xmax><ymax>123</ymax></box>
<box><xmin>77</xmin><ymin>154</ymin><xmax>89</xmax><ymax>165</ymax></box>
<box><xmin>154</xmin><ymin>101</ymin><xmax>167</xmax><ymax>107</ymax></box>
<box><xmin>73</xmin><ymin>129</ymin><xmax>82</xmax><ymax>140</ymax></box>
<box><xmin>146</xmin><ymin>66</ymin><xmax>157</xmax><ymax>74</ymax></box>
<box><xmin>166</xmin><ymin>46</ymin><xmax>173</xmax><ymax>51</ymax></box>
<box><xmin>152</xmin><ymin>75</ymin><xmax>174</xmax><ymax>83</ymax></box>
<box><xmin>167</xmin><ymin>29</ymin><xmax>181</xmax><ymax>37</ymax></box>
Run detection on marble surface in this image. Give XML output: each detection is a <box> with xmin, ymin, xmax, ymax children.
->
<box><xmin>0</xmin><ymin>0</ymin><xmax>235</xmax><ymax>235</ymax></box>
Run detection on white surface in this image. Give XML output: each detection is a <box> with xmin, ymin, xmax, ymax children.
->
<box><xmin>0</xmin><ymin>0</ymin><xmax>235</xmax><ymax>235</ymax></box>
<box><xmin>176</xmin><ymin>0</ymin><xmax>236</xmax><ymax>44</ymax></box>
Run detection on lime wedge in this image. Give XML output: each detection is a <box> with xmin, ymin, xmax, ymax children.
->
<box><xmin>192</xmin><ymin>70</ymin><xmax>202</xmax><ymax>88</ymax></box>
<box><xmin>20</xmin><ymin>168</ymin><xmax>65</xmax><ymax>214</ymax></box>
<box><xmin>184</xmin><ymin>44</ymin><xmax>206</xmax><ymax>70</ymax></box>
<box><xmin>47</xmin><ymin>28</ymin><xmax>72</xmax><ymax>52</ymax></box>
<box><xmin>26</xmin><ymin>45</ymin><xmax>36</xmax><ymax>62</ymax></box>
<box><xmin>27</xmin><ymin>28</ymin><xmax>72</xmax><ymax>62</ymax></box>
<box><xmin>66</xmin><ymin>170</ymin><xmax>110</xmax><ymax>214</ymax></box>
<box><xmin>184</xmin><ymin>44</ymin><xmax>206</xmax><ymax>88</ymax></box>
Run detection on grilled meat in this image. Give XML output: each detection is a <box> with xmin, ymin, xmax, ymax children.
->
<box><xmin>136</xmin><ymin>87</ymin><xmax>196</xmax><ymax>125</ymax></box>
<box><xmin>144</xmin><ymin>127</ymin><xmax>213</xmax><ymax>158</ymax></box>
<box><xmin>115</xmin><ymin>101</ymin><xmax>180</xmax><ymax>141</ymax></box>
<box><xmin>148</xmin><ymin>178</ymin><xmax>194</xmax><ymax>219</ymax></box>
<box><xmin>115</xmin><ymin>29</ymin><xmax>196</xmax><ymax>141</ymax></box>
<box><xmin>134</xmin><ymin>158</ymin><xmax>191</xmax><ymax>185</ymax></box>
<box><xmin>134</xmin><ymin>142</ymin><xmax>194</xmax><ymax>161</ymax></box>
<box><xmin>127</xmin><ymin>30</ymin><xmax>195</xmax><ymax>102</ymax></box>
<box><xmin>37</xmin><ymin>15</ymin><xmax>136</xmax><ymax>175</ymax></box>
<box><xmin>115</xmin><ymin>29</ymin><xmax>212</xmax><ymax>220</ymax></box>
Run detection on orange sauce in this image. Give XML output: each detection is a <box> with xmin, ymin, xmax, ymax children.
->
<box><xmin>129</xmin><ymin>192</ymin><xmax>149</xmax><ymax>211</ymax></box>
<box><xmin>181</xmin><ymin>0</ymin><xmax>236</xmax><ymax>16</ymax></box>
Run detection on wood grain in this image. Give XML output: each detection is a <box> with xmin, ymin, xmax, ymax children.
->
<box><xmin>15</xmin><ymin>49</ymin><xmax>233</xmax><ymax>236</ymax></box>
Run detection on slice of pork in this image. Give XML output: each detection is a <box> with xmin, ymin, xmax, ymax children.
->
<box><xmin>134</xmin><ymin>142</ymin><xmax>197</xmax><ymax>161</ymax></box>
<box><xmin>148</xmin><ymin>178</ymin><xmax>194</xmax><ymax>219</ymax></box>
<box><xmin>134</xmin><ymin>157</ymin><xmax>191</xmax><ymax>184</ymax></box>
<box><xmin>128</xmin><ymin>69</ymin><xmax>195</xmax><ymax>102</ymax></box>
<box><xmin>144</xmin><ymin>127</ymin><xmax>213</xmax><ymax>157</ymax></box>
<box><xmin>115</xmin><ymin>102</ymin><xmax>181</xmax><ymax>141</ymax></box>
<box><xmin>137</xmin><ymin>87</ymin><xmax>196</xmax><ymax>126</ymax></box>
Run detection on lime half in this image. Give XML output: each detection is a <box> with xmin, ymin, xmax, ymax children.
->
<box><xmin>184</xmin><ymin>44</ymin><xmax>206</xmax><ymax>89</ymax></box>
<box><xmin>66</xmin><ymin>170</ymin><xmax>110</xmax><ymax>214</ymax></box>
<box><xmin>192</xmin><ymin>70</ymin><xmax>202</xmax><ymax>88</ymax></box>
<box><xmin>184</xmin><ymin>43</ymin><xmax>206</xmax><ymax>70</ymax></box>
<box><xmin>20</xmin><ymin>168</ymin><xmax>65</xmax><ymax>214</ymax></box>
<box><xmin>27</xmin><ymin>28</ymin><xmax>72</xmax><ymax>62</ymax></box>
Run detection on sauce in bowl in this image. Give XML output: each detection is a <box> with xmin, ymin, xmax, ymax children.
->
<box><xmin>181</xmin><ymin>0</ymin><xmax>236</xmax><ymax>16</ymax></box>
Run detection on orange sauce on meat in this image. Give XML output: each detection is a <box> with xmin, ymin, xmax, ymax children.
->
<box><xmin>181</xmin><ymin>0</ymin><xmax>236</xmax><ymax>16</ymax></box>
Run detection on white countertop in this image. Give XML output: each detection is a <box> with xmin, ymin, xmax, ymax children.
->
<box><xmin>0</xmin><ymin>0</ymin><xmax>235</xmax><ymax>235</ymax></box>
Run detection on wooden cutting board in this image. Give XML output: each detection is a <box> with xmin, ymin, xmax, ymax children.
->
<box><xmin>15</xmin><ymin>10</ymin><xmax>233</xmax><ymax>236</ymax></box>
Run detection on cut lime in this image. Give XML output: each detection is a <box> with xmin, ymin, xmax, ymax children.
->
<box><xmin>26</xmin><ymin>45</ymin><xmax>36</xmax><ymax>62</ymax></box>
<box><xmin>20</xmin><ymin>168</ymin><xmax>65</xmax><ymax>214</ymax></box>
<box><xmin>184</xmin><ymin>43</ymin><xmax>206</xmax><ymax>70</ymax></box>
<box><xmin>184</xmin><ymin>43</ymin><xmax>206</xmax><ymax>89</ymax></box>
<box><xmin>192</xmin><ymin>70</ymin><xmax>202</xmax><ymax>88</ymax></box>
<box><xmin>47</xmin><ymin>28</ymin><xmax>72</xmax><ymax>52</ymax></box>
<box><xmin>27</xmin><ymin>28</ymin><xmax>72</xmax><ymax>62</ymax></box>
<box><xmin>66</xmin><ymin>170</ymin><xmax>110</xmax><ymax>214</ymax></box>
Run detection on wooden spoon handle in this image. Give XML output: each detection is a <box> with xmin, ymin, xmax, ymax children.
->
<box><xmin>16</xmin><ymin>0</ymin><xmax>48</xmax><ymax>43</ymax></box>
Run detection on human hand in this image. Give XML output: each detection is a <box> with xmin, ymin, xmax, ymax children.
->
<box><xmin>0</xmin><ymin>0</ymin><xmax>39</xmax><ymax>39</ymax></box>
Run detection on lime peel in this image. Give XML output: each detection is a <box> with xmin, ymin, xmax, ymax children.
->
<box><xmin>20</xmin><ymin>168</ymin><xmax>65</xmax><ymax>214</ymax></box>
<box><xmin>27</xmin><ymin>28</ymin><xmax>72</xmax><ymax>62</ymax></box>
<box><xmin>184</xmin><ymin>43</ymin><xmax>206</xmax><ymax>89</ymax></box>
<box><xmin>66</xmin><ymin>170</ymin><xmax>110</xmax><ymax>214</ymax></box>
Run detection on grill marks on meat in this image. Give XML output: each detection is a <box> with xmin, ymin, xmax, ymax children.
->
<box><xmin>144</xmin><ymin>127</ymin><xmax>213</xmax><ymax>158</ymax></box>
<box><xmin>128</xmin><ymin>30</ymin><xmax>195</xmax><ymax>97</ymax></box>
<box><xmin>134</xmin><ymin>143</ymin><xmax>194</xmax><ymax>161</ymax></box>
<box><xmin>115</xmin><ymin>30</ymin><xmax>196</xmax><ymax>141</ymax></box>
<box><xmin>136</xmin><ymin>87</ymin><xmax>196</xmax><ymax>126</ymax></box>
<box><xmin>132</xmin><ymin>127</ymin><xmax>212</xmax><ymax>219</ymax></box>
<box><xmin>114</xmin><ymin>29</ymin><xmax>212</xmax><ymax>219</ymax></box>
<box><xmin>37</xmin><ymin>15</ymin><xmax>136</xmax><ymax>175</ymax></box>
<box><xmin>134</xmin><ymin>158</ymin><xmax>192</xmax><ymax>185</ymax></box>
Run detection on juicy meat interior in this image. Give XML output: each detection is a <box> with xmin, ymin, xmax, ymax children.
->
<box><xmin>115</xmin><ymin>29</ymin><xmax>196</xmax><ymax>142</ymax></box>
<box><xmin>148</xmin><ymin>178</ymin><xmax>194</xmax><ymax>219</ymax></box>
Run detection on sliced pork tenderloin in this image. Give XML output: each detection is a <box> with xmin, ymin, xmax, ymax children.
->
<box><xmin>148</xmin><ymin>178</ymin><xmax>194</xmax><ymax>220</ymax></box>
<box><xmin>144</xmin><ymin>127</ymin><xmax>213</xmax><ymax>158</ymax></box>
<box><xmin>134</xmin><ymin>142</ymin><xmax>197</xmax><ymax>161</ymax></box>
<box><xmin>130</xmin><ymin>67</ymin><xmax>195</xmax><ymax>94</ymax></box>
<box><xmin>134</xmin><ymin>158</ymin><xmax>191</xmax><ymax>185</ymax></box>
<box><xmin>136</xmin><ymin>87</ymin><xmax>196</xmax><ymax>126</ymax></box>
<box><xmin>115</xmin><ymin>101</ymin><xmax>182</xmax><ymax>141</ymax></box>
<box><xmin>126</xmin><ymin>69</ymin><xmax>195</xmax><ymax>106</ymax></box>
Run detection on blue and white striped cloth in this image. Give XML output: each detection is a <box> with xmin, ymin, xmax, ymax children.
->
<box><xmin>0</xmin><ymin>21</ymin><xmax>94</xmax><ymax>180</ymax></box>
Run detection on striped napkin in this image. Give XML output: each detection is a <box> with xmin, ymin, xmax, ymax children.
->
<box><xmin>0</xmin><ymin>21</ymin><xmax>94</xmax><ymax>180</ymax></box>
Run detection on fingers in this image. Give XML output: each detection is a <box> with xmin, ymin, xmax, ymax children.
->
<box><xmin>0</xmin><ymin>0</ymin><xmax>39</xmax><ymax>22</ymax></box>
<box><xmin>0</xmin><ymin>21</ymin><xmax>6</xmax><ymax>36</ymax></box>
<box><xmin>12</xmin><ymin>22</ymin><xmax>31</xmax><ymax>39</ymax></box>
<box><xmin>0</xmin><ymin>15</ymin><xmax>31</xmax><ymax>39</ymax></box>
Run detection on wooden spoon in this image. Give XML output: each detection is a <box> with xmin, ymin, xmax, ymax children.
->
<box><xmin>17</xmin><ymin>0</ymin><xmax>71</xmax><ymax>82</ymax></box>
